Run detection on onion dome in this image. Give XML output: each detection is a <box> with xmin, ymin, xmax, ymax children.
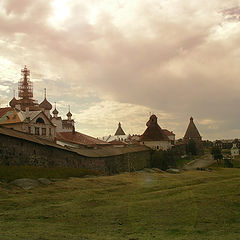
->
<box><xmin>39</xmin><ymin>98</ymin><xmax>52</xmax><ymax>110</ymax></box>
<box><xmin>52</xmin><ymin>108</ymin><xmax>59</xmax><ymax>115</ymax></box>
<box><xmin>9</xmin><ymin>97</ymin><xmax>18</xmax><ymax>107</ymax></box>
<box><xmin>67</xmin><ymin>111</ymin><xmax>72</xmax><ymax>117</ymax></box>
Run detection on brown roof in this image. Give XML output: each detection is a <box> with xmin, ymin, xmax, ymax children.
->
<box><xmin>183</xmin><ymin>117</ymin><xmax>202</xmax><ymax>140</ymax></box>
<box><xmin>140</xmin><ymin>115</ymin><xmax>170</xmax><ymax>141</ymax></box>
<box><xmin>114</xmin><ymin>122</ymin><xmax>126</xmax><ymax>135</ymax></box>
<box><xmin>56</xmin><ymin>131</ymin><xmax>109</xmax><ymax>146</ymax></box>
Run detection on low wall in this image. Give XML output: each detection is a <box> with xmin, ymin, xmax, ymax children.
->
<box><xmin>0</xmin><ymin>132</ymin><xmax>151</xmax><ymax>175</ymax></box>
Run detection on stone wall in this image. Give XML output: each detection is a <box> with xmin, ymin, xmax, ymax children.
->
<box><xmin>0</xmin><ymin>133</ymin><xmax>151</xmax><ymax>175</ymax></box>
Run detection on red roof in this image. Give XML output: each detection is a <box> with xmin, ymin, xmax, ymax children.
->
<box><xmin>0</xmin><ymin>107</ymin><xmax>13</xmax><ymax>118</ymax></box>
<box><xmin>162</xmin><ymin>129</ymin><xmax>175</xmax><ymax>136</ymax></box>
<box><xmin>56</xmin><ymin>131</ymin><xmax>109</xmax><ymax>146</ymax></box>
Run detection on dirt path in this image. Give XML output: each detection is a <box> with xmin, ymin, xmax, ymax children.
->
<box><xmin>183</xmin><ymin>153</ymin><xmax>216</xmax><ymax>170</ymax></box>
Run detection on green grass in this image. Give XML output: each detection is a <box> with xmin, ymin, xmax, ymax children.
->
<box><xmin>175</xmin><ymin>157</ymin><xmax>194</xmax><ymax>168</ymax></box>
<box><xmin>0</xmin><ymin>165</ymin><xmax>100</xmax><ymax>182</ymax></box>
<box><xmin>1</xmin><ymin>168</ymin><xmax>240</xmax><ymax>239</ymax></box>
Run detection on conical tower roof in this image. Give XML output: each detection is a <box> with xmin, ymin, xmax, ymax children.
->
<box><xmin>183</xmin><ymin>117</ymin><xmax>202</xmax><ymax>140</ymax></box>
<box><xmin>114</xmin><ymin>122</ymin><xmax>126</xmax><ymax>136</ymax></box>
<box><xmin>140</xmin><ymin>115</ymin><xmax>169</xmax><ymax>141</ymax></box>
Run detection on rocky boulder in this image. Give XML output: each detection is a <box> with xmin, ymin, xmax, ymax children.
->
<box><xmin>166</xmin><ymin>168</ymin><xmax>180</xmax><ymax>174</ymax></box>
<box><xmin>38</xmin><ymin>178</ymin><xmax>52</xmax><ymax>185</ymax></box>
<box><xmin>10</xmin><ymin>178</ymin><xmax>39</xmax><ymax>190</ymax></box>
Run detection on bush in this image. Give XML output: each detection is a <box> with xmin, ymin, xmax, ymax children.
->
<box><xmin>186</xmin><ymin>139</ymin><xmax>197</xmax><ymax>156</ymax></box>
<box><xmin>150</xmin><ymin>148</ymin><xmax>182</xmax><ymax>170</ymax></box>
<box><xmin>224</xmin><ymin>159</ymin><xmax>233</xmax><ymax>168</ymax></box>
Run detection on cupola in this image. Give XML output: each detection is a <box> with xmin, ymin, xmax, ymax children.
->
<box><xmin>39</xmin><ymin>88</ymin><xmax>52</xmax><ymax>110</ymax></box>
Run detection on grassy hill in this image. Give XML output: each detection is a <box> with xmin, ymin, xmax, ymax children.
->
<box><xmin>1</xmin><ymin>168</ymin><xmax>240</xmax><ymax>240</ymax></box>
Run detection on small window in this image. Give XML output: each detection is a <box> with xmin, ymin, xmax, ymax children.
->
<box><xmin>42</xmin><ymin>128</ymin><xmax>46</xmax><ymax>136</ymax></box>
<box><xmin>35</xmin><ymin>127</ymin><xmax>39</xmax><ymax>135</ymax></box>
<box><xmin>49</xmin><ymin>128</ymin><xmax>52</xmax><ymax>136</ymax></box>
<box><xmin>36</xmin><ymin>117</ymin><xmax>45</xmax><ymax>124</ymax></box>
<box><xmin>156</xmin><ymin>146</ymin><xmax>159</xmax><ymax>149</ymax></box>
<box><xmin>28</xmin><ymin>126</ymin><xmax>31</xmax><ymax>134</ymax></box>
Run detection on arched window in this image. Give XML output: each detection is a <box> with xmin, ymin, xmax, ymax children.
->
<box><xmin>36</xmin><ymin>117</ymin><xmax>45</xmax><ymax>124</ymax></box>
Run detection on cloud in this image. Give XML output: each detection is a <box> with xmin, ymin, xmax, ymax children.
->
<box><xmin>222</xmin><ymin>6</ymin><xmax>240</xmax><ymax>22</ymax></box>
<box><xmin>0</xmin><ymin>0</ymin><xmax>240</xmax><ymax>140</ymax></box>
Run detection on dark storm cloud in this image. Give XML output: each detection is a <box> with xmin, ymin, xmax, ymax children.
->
<box><xmin>222</xmin><ymin>6</ymin><xmax>240</xmax><ymax>21</ymax></box>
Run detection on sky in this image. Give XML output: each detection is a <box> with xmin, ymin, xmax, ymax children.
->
<box><xmin>0</xmin><ymin>0</ymin><xmax>240</xmax><ymax>140</ymax></box>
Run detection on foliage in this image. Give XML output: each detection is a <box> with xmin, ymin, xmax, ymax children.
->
<box><xmin>151</xmin><ymin>146</ymin><xmax>185</xmax><ymax>170</ymax></box>
<box><xmin>186</xmin><ymin>139</ymin><xmax>197</xmax><ymax>156</ymax></box>
<box><xmin>0</xmin><ymin>165</ymin><xmax>100</xmax><ymax>182</ymax></box>
<box><xmin>151</xmin><ymin>151</ymin><xmax>168</xmax><ymax>170</ymax></box>
<box><xmin>202</xmin><ymin>140</ymin><xmax>213</xmax><ymax>148</ymax></box>
<box><xmin>224</xmin><ymin>159</ymin><xmax>233</xmax><ymax>168</ymax></box>
<box><xmin>211</xmin><ymin>146</ymin><xmax>223</xmax><ymax>164</ymax></box>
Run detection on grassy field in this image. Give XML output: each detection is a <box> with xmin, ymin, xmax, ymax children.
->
<box><xmin>1</xmin><ymin>168</ymin><xmax>240</xmax><ymax>240</ymax></box>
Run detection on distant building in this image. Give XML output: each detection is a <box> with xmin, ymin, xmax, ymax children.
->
<box><xmin>103</xmin><ymin>122</ymin><xmax>129</xmax><ymax>143</ymax></box>
<box><xmin>51</xmin><ymin>105</ymin><xmax>75</xmax><ymax>133</ymax></box>
<box><xmin>231</xmin><ymin>143</ymin><xmax>239</xmax><ymax>158</ymax></box>
<box><xmin>214</xmin><ymin>139</ymin><xmax>240</xmax><ymax>149</ymax></box>
<box><xmin>139</xmin><ymin>114</ymin><xmax>171</xmax><ymax>151</ymax></box>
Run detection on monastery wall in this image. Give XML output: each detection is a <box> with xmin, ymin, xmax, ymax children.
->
<box><xmin>0</xmin><ymin>132</ymin><xmax>151</xmax><ymax>175</ymax></box>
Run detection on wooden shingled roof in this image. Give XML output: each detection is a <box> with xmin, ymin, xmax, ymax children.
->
<box><xmin>183</xmin><ymin>117</ymin><xmax>202</xmax><ymax>140</ymax></box>
<box><xmin>56</xmin><ymin>131</ymin><xmax>109</xmax><ymax>146</ymax></box>
<box><xmin>140</xmin><ymin>115</ymin><xmax>170</xmax><ymax>141</ymax></box>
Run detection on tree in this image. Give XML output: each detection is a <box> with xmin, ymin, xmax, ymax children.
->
<box><xmin>186</xmin><ymin>139</ymin><xmax>197</xmax><ymax>156</ymax></box>
<box><xmin>211</xmin><ymin>146</ymin><xmax>223</xmax><ymax>165</ymax></box>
